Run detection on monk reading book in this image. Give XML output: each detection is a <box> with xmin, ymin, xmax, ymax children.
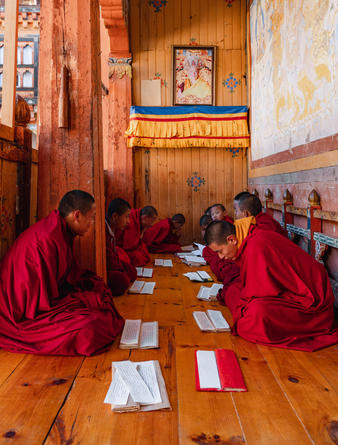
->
<box><xmin>0</xmin><ymin>190</ymin><xmax>124</xmax><ymax>356</ymax></box>
<box><xmin>205</xmin><ymin>219</ymin><xmax>338</xmax><ymax>351</ymax></box>
<box><xmin>106</xmin><ymin>198</ymin><xmax>137</xmax><ymax>295</ymax></box>
<box><xmin>143</xmin><ymin>213</ymin><xmax>185</xmax><ymax>253</ymax></box>
<box><xmin>210</xmin><ymin>204</ymin><xmax>234</xmax><ymax>224</ymax></box>
<box><xmin>117</xmin><ymin>206</ymin><xmax>158</xmax><ymax>266</ymax></box>
<box><xmin>234</xmin><ymin>192</ymin><xmax>288</xmax><ymax>237</ymax></box>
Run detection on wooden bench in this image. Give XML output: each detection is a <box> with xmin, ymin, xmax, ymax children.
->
<box><xmin>0</xmin><ymin>253</ymin><xmax>337</xmax><ymax>444</ymax></box>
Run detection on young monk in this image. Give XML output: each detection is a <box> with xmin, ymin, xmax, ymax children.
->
<box><xmin>116</xmin><ymin>205</ymin><xmax>158</xmax><ymax>266</ymax></box>
<box><xmin>210</xmin><ymin>203</ymin><xmax>234</xmax><ymax>224</ymax></box>
<box><xmin>201</xmin><ymin>213</ymin><xmax>240</xmax><ymax>282</ymax></box>
<box><xmin>205</xmin><ymin>219</ymin><xmax>338</xmax><ymax>351</ymax></box>
<box><xmin>143</xmin><ymin>213</ymin><xmax>185</xmax><ymax>253</ymax></box>
<box><xmin>0</xmin><ymin>190</ymin><xmax>124</xmax><ymax>356</ymax></box>
<box><xmin>106</xmin><ymin>198</ymin><xmax>137</xmax><ymax>295</ymax></box>
<box><xmin>234</xmin><ymin>192</ymin><xmax>288</xmax><ymax>237</ymax></box>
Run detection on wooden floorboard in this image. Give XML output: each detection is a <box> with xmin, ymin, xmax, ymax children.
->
<box><xmin>0</xmin><ymin>253</ymin><xmax>337</xmax><ymax>444</ymax></box>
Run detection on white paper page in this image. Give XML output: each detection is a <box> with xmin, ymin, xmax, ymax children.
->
<box><xmin>139</xmin><ymin>321</ymin><xmax>158</xmax><ymax>348</ymax></box>
<box><xmin>197</xmin><ymin>286</ymin><xmax>211</xmax><ymax>301</ymax></box>
<box><xmin>193</xmin><ymin>311</ymin><xmax>216</xmax><ymax>332</ymax></box>
<box><xmin>104</xmin><ymin>369</ymin><xmax>129</xmax><ymax>405</ymax></box>
<box><xmin>136</xmin><ymin>361</ymin><xmax>162</xmax><ymax>404</ymax></box>
<box><xmin>185</xmin><ymin>255</ymin><xmax>207</xmax><ymax>264</ymax></box>
<box><xmin>191</xmin><ymin>249</ymin><xmax>202</xmax><ymax>256</ymax></box>
<box><xmin>129</xmin><ymin>280</ymin><xmax>145</xmax><ymax>293</ymax></box>
<box><xmin>176</xmin><ymin>252</ymin><xmax>187</xmax><ymax>258</ymax></box>
<box><xmin>197</xmin><ymin>271</ymin><xmax>212</xmax><ymax>280</ymax></box>
<box><xmin>181</xmin><ymin>245</ymin><xmax>194</xmax><ymax>252</ymax></box>
<box><xmin>163</xmin><ymin>259</ymin><xmax>173</xmax><ymax>267</ymax></box>
<box><xmin>143</xmin><ymin>268</ymin><xmax>153</xmax><ymax>278</ymax></box>
<box><xmin>120</xmin><ymin>319</ymin><xmax>142</xmax><ymax>345</ymax></box>
<box><xmin>154</xmin><ymin>258</ymin><xmax>164</xmax><ymax>266</ymax></box>
<box><xmin>209</xmin><ymin>283</ymin><xmax>224</xmax><ymax>297</ymax></box>
<box><xmin>113</xmin><ymin>361</ymin><xmax>155</xmax><ymax>404</ymax></box>
<box><xmin>206</xmin><ymin>310</ymin><xmax>230</xmax><ymax>331</ymax></box>
<box><xmin>196</xmin><ymin>350</ymin><xmax>221</xmax><ymax>389</ymax></box>
<box><xmin>183</xmin><ymin>272</ymin><xmax>203</xmax><ymax>282</ymax></box>
<box><xmin>194</xmin><ymin>242</ymin><xmax>205</xmax><ymax>254</ymax></box>
<box><xmin>136</xmin><ymin>267</ymin><xmax>143</xmax><ymax>277</ymax></box>
<box><xmin>141</xmin><ymin>282</ymin><xmax>156</xmax><ymax>294</ymax></box>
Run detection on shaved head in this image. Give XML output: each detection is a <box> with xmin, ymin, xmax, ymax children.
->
<box><xmin>204</xmin><ymin>220</ymin><xmax>235</xmax><ymax>245</ymax></box>
<box><xmin>172</xmin><ymin>213</ymin><xmax>185</xmax><ymax>225</ymax></box>
<box><xmin>236</xmin><ymin>194</ymin><xmax>262</xmax><ymax>216</ymax></box>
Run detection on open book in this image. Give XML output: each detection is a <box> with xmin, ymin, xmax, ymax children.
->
<box><xmin>104</xmin><ymin>360</ymin><xmax>171</xmax><ymax>412</ymax></box>
<box><xmin>195</xmin><ymin>349</ymin><xmax>247</xmax><ymax>392</ymax></box>
<box><xmin>120</xmin><ymin>319</ymin><xmax>159</xmax><ymax>349</ymax></box>
<box><xmin>154</xmin><ymin>258</ymin><xmax>173</xmax><ymax>267</ymax></box>
<box><xmin>136</xmin><ymin>267</ymin><xmax>153</xmax><ymax>278</ymax></box>
<box><xmin>181</xmin><ymin>255</ymin><xmax>207</xmax><ymax>266</ymax></box>
<box><xmin>183</xmin><ymin>270</ymin><xmax>213</xmax><ymax>282</ymax></box>
<box><xmin>196</xmin><ymin>283</ymin><xmax>223</xmax><ymax>301</ymax></box>
<box><xmin>190</xmin><ymin>242</ymin><xmax>205</xmax><ymax>256</ymax></box>
<box><xmin>128</xmin><ymin>280</ymin><xmax>156</xmax><ymax>294</ymax></box>
<box><xmin>193</xmin><ymin>310</ymin><xmax>230</xmax><ymax>332</ymax></box>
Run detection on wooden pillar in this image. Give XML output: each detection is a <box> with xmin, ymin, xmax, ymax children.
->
<box><xmin>264</xmin><ymin>188</ymin><xmax>273</xmax><ymax>217</ymax></box>
<box><xmin>100</xmin><ymin>0</ymin><xmax>134</xmax><ymax>206</ymax></box>
<box><xmin>307</xmin><ymin>189</ymin><xmax>321</xmax><ymax>257</ymax></box>
<box><xmin>38</xmin><ymin>0</ymin><xmax>106</xmax><ymax>278</ymax></box>
<box><xmin>282</xmin><ymin>188</ymin><xmax>293</xmax><ymax>231</ymax></box>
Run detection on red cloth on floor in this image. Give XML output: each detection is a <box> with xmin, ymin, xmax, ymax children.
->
<box><xmin>0</xmin><ymin>211</ymin><xmax>124</xmax><ymax>356</ymax></box>
<box><xmin>224</xmin><ymin>227</ymin><xmax>338</xmax><ymax>351</ymax></box>
<box><xmin>143</xmin><ymin>218</ymin><xmax>181</xmax><ymax>253</ymax></box>
<box><xmin>255</xmin><ymin>211</ymin><xmax>288</xmax><ymax>237</ymax></box>
<box><xmin>106</xmin><ymin>224</ymin><xmax>137</xmax><ymax>295</ymax></box>
<box><xmin>116</xmin><ymin>209</ymin><xmax>150</xmax><ymax>266</ymax></box>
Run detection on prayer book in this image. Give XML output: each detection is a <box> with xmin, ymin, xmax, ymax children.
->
<box><xmin>120</xmin><ymin>319</ymin><xmax>159</xmax><ymax>349</ymax></box>
<box><xmin>196</xmin><ymin>283</ymin><xmax>223</xmax><ymax>301</ymax></box>
<box><xmin>136</xmin><ymin>267</ymin><xmax>153</xmax><ymax>278</ymax></box>
<box><xmin>195</xmin><ymin>349</ymin><xmax>247</xmax><ymax>392</ymax></box>
<box><xmin>183</xmin><ymin>271</ymin><xmax>213</xmax><ymax>282</ymax></box>
<box><xmin>154</xmin><ymin>258</ymin><xmax>173</xmax><ymax>267</ymax></box>
<box><xmin>193</xmin><ymin>310</ymin><xmax>230</xmax><ymax>332</ymax></box>
<box><xmin>182</xmin><ymin>255</ymin><xmax>207</xmax><ymax>266</ymax></box>
<box><xmin>128</xmin><ymin>280</ymin><xmax>156</xmax><ymax>294</ymax></box>
<box><xmin>191</xmin><ymin>242</ymin><xmax>205</xmax><ymax>256</ymax></box>
<box><xmin>104</xmin><ymin>360</ymin><xmax>171</xmax><ymax>413</ymax></box>
<box><xmin>181</xmin><ymin>245</ymin><xmax>194</xmax><ymax>252</ymax></box>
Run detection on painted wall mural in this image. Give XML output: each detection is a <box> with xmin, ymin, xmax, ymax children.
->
<box><xmin>250</xmin><ymin>0</ymin><xmax>337</xmax><ymax>161</ymax></box>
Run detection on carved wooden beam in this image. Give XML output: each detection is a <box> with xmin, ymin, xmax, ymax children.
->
<box><xmin>99</xmin><ymin>0</ymin><xmax>130</xmax><ymax>57</ymax></box>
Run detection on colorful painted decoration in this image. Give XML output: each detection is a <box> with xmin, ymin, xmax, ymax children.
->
<box><xmin>187</xmin><ymin>172</ymin><xmax>206</xmax><ymax>192</ymax></box>
<box><xmin>225</xmin><ymin>0</ymin><xmax>235</xmax><ymax>7</ymax></box>
<box><xmin>153</xmin><ymin>72</ymin><xmax>168</xmax><ymax>87</ymax></box>
<box><xmin>148</xmin><ymin>0</ymin><xmax>167</xmax><ymax>13</ymax></box>
<box><xmin>108</xmin><ymin>57</ymin><xmax>132</xmax><ymax>80</ymax></box>
<box><xmin>222</xmin><ymin>73</ymin><xmax>241</xmax><ymax>93</ymax></box>
<box><xmin>189</xmin><ymin>38</ymin><xmax>199</xmax><ymax>46</ymax></box>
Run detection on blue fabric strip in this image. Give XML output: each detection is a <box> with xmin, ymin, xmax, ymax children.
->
<box><xmin>130</xmin><ymin>105</ymin><xmax>248</xmax><ymax>115</ymax></box>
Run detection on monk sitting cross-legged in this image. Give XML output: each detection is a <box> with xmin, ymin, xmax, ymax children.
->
<box><xmin>143</xmin><ymin>213</ymin><xmax>185</xmax><ymax>253</ymax></box>
<box><xmin>0</xmin><ymin>190</ymin><xmax>124</xmax><ymax>356</ymax></box>
<box><xmin>106</xmin><ymin>198</ymin><xmax>137</xmax><ymax>296</ymax></box>
<box><xmin>210</xmin><ymin>203</ymin><xmax>234</xmax><ymax>224</ymax></box>
<box><xmin>234</xmin><ymin>192</ymin><xmax>288</xmax><ymax>237</ymax></box>
<box><xmin>205</xmin><ymin>219</ymin><xmax>338</xmax><ymax>352</ymax></box>
<box><xmin>116</xmin><ymin>205</ymin><xmax>158</xmax><ymax>266</ymax></box>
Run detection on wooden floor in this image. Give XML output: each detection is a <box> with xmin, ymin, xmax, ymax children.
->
<box><xmin>0</xmin><ymin>254</ymin><xmax>337</xmax><ymax>445</ymax></box>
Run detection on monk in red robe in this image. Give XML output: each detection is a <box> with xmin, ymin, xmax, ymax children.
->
<box><xmin>0</xmin><ymin>190</ymin><xmax>124</xmax><ymax>356</ymax></box>
<box><xmin>210</xmin><ymin>203</ymin><xmax>234</xmax><ymax>224</ymax></box>
<box><xmin>106</xmin><ymin>198</ymin><xmax>137</xmax><ymax>295</ymax></box>
<box><xmin>116</xmin><ymin>206</ymin><xmax>157</xmax><ymax>266</ymax></box>
<box><xmin>205</xmin><ymin>219</ymin><xmax>338</xmax><ymax>351</ymax></box>
<box><xmin>143</xmin><ymin>213</ymin><xmax>185</xmax><ymax>253</ymax></box>
<box><xmin>234</xmin><ymin>192</ymin><xmax>288</xmax><ymax>237</ymax></box>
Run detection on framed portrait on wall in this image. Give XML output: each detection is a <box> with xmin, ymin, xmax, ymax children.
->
<box><xmin>172</xmin><ymin>45</ymin><xmax>216</xmax><ymax>106</ymax></box>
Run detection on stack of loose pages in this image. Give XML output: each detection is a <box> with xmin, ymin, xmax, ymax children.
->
<box><xmin>104</xmin><ymin>360</ymin><xmax>171</xmax><ymax>412</ymax></box>
<box><xmin>120</xmin><ymin>319</ymin><xmax>159</xmax><ymax>349</ymax></box>
<box><xmin>128</xmin><ymin>280</ymin><xmax>156</xmax><ymax>294</ymax></box>
<box><xmin>183</xmin><ymin>270</ymin><xmax>213</xmax><ymax>282</ymax></box>
<box><xmin>136</xmin><ymin>267</ymin><xmax>153</xmax><ymax>278</ymax></box>
<box><xmin>154</xmin><ymin>258</ymin><xmax>173</xmax><ymax>267</ymax></box>
<box><xmin>196</xmin><ymin>284</ymin><xmax>223</xmax><ymax>301</ymax></box>
<box><xmin>193</xmin><ymin>310</ymin><xmax>230</xmax><ymax>332</ymax></box>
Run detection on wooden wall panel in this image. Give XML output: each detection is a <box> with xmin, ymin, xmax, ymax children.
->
<box><xmin>130</xmin><ymin>0</ymin><xmax>247</xmax><ymax>106</ymax></box>
<box><xmin>0</xmin><ymin>160</ymin><xmax>17</xmax><ymax>260</ymax></box>
<box><xmin>134</xmin><ymin>147</ymin><xmax>248</xmax><ymax>244</ymax></box>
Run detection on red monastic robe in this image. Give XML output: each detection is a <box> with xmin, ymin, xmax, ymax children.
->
<box><xmin>106</xmin><ymin>222</ymin><xmax>137</xmax><ymax>296</ymax></box>
<box><xmin>223</xmin><ymin>215</ymin><xmax>234</xmax><ymax>224</ymax></box>
<box><xmin>255</xmin><ymin>211</ymin><xmax>288</xmax><ymax>237</ymax></box>
<box><xmin>0</xmin><ymin>211</ymin><xmax>124</xmax><ymax>356</ymax></box>
<box><xmin>224</xmin><ymin>227</ymin><xmax>337</xmax><ymax>351</ymax></box>
<box><xmin>116</xmin><ymin>208</ymin><xmax>150</xmax><ymax>266</ymax></box>
<box><xmin>203</xmin><ymin>246</ymin><xmax>240</xmax><ymax>283</ymax></box>
<box><xmin>143</xmin><ymin>218</ymin><xmax>181</xmax><ymax>253</ymax></box>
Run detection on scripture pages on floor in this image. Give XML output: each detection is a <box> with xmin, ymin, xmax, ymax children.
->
<box><xmin>193</xmin><ymin>310</ymin><xmax>230</xmax><ymax>332</ymax></box>
<box><xmin>120</xmin><ymin>319</ymin><xmax>159</xmax><ymax>349</ymax></box>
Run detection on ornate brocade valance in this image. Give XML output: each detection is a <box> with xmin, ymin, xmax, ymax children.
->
<box><xmin>125</xmin><ymin>106</ymin><xmax>250</xmax><ymax>149</ymax></box>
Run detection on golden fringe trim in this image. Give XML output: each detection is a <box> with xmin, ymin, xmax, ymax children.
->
<box><xmin>126</xmin><ymin>137</ymin><xmax>250</xmax><ymax>149</ymax></box>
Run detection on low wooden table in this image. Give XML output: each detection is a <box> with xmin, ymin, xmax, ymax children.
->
<box><xmin>0</xmin><ymin>253</ymin><xmax>337</xmax><ymax>444</ymax></box>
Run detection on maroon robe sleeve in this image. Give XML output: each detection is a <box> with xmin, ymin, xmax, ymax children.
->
<box><xmin>255</xmin><ymin>212</ymin><xmax>288</xmax><ymax>237</ymax></box>
<box><xmin>226</xmin><ymin>229</ymin><xmax>338</xmax><ymax>351</ymax></box>
<box><xmin>143</xmin><ymin>218</ymin><xmax>181</xmax><ymax>253</ymax></box>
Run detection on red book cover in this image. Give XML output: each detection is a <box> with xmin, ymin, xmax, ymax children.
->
<box><xmin>195</xmin><ymin>349</ymin><xmax>247</xmax><ymax>392</ymax></box>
